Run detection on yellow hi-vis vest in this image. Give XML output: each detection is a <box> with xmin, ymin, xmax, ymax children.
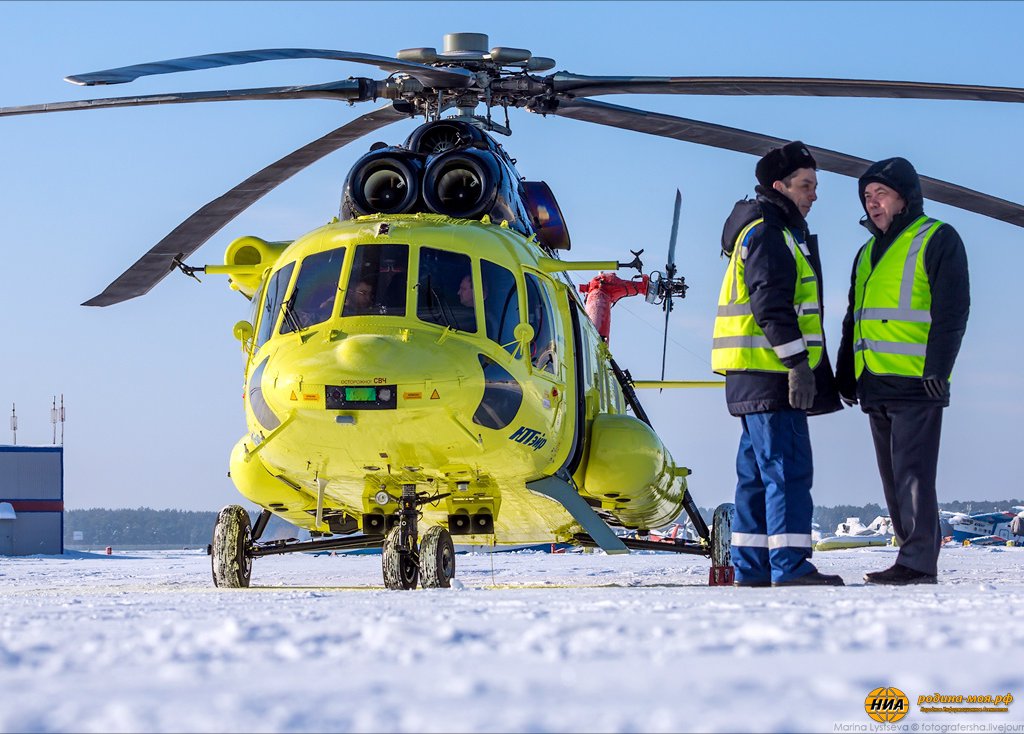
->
<box><xmin>853</xmin><ymin>215</ymin><xmax>942</xmax><ymax>378</ymax></box>
<box><xmin>712</xmin><ymin>219</ymin><xmax>823</xmax><ymax>374</ymax></box>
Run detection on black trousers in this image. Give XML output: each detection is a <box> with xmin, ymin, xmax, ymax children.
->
<box><xmin>865</xmin><ymin>402</ymin><xmax>944</xmax><ymax>576</ymax></box>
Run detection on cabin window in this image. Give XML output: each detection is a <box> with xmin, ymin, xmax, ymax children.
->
<box><xmin>280</xmin><ymin>247</ymin><xmax>346</xmax><ymax>334</ymax></box>
<box><xmin>256</xmin><ymin>262</ymin><xmax>295</xmax><ymax>348</ymax></box>
<box><xmin>343</xmin><ymin>244</ymin><xmax>409</xmax><ymax>316</ymax></box>
<box><xmin>417</xmin><ymin>248</ymin><xmax>477</xmax><ymax>332</ymax></box>
<box><xmin>525</xmin><ymin>273</ymin><xmax>557</xmax><ymax>374</ymax></box>
<box><xmin>481</xmin><ymin>260</ymin><xmax>521</xmax><ymax>356</ymax></box>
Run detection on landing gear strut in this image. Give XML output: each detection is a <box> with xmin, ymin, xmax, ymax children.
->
<box><xmin>209</xmin><ymin>487</ymin><xmax>456</xmax><ymax>590</ymax></box>
<box><xmin>381</xmin><ymin>484</ymin><xmax>455</xmax><ymax>590</ymax></box>
<box><xmin>383</xmin><ymin>484</ymin><xmax>420</xmax><ymax>590</ymax></box>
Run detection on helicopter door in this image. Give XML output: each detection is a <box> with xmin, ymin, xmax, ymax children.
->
<box><xmin>524</xmin><ymin>273</ymin><xmax>561</xmax><ymax>377</ymax></box>
<box><xmin>560</xmin><ymin>294</ymin><xmax>588</xmax><ymax>477</ymax></box>
<box><xmin>523</xmin><ymin>272</ymin><xmax>567</xmax><ymax>441</ymax></box>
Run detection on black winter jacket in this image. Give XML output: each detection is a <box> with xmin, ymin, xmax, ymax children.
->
<box><xmin>719</xmin><ymin>188</ymin><xmax>842</xmax><ymax>417</ymax></box>
<box><xmin>835</xmin><ymin>158</ymin><xmax>970</xmax><ymax>407</ymax></box>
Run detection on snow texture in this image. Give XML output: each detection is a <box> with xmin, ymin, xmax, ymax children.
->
<box><xmin>0</xmin><ymin>545</ymin><xmax>1021</xmax><ymax>733</ymax></box>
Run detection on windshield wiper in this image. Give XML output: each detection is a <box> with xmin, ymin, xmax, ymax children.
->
<box><xmin>422</xmin><ymin>275</ymin><xmax>460</xmax><ymax>330</ymax></box>
<box><xmin>281</xmin><ymin>288</ymin><xmax>303</xmax><ymax>333</ymax></box>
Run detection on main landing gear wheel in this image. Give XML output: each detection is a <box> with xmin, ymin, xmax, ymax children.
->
<box><xmin>420</xmin><ymin>526</ymin><xmax>456</xmax><ymax>588</ymax></box>
<box><xmin>211</xmin><ymin>504</ymin><xmax>253</xmax><ymax>588</ymax></box>
<box><xmin>709</xmin><ymin>502</ymin><xmax>735</xmax><ymax>586</ymax></box>
<box><xmin>382</xmin><ymin>525</ymin><xmax>419</xmax><ymax>590</ymax></box>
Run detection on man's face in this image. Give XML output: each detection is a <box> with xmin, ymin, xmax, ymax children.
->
<box><xmin>458</xmin><ymin>276</ymin><xmax>474</xmax><ymax>308</ymax></box>
<box><xmin>773</xmin><ymin>168</ymin><xmax>818</xmax><ymax>218</ymax></box>
<box><xmin>349</xmin><ymin>283</ymin><xmax>373</xmax><ymax>308</ymax></box>
<box><xmin>862</xmin><ymin>182</ymin><xmax>906</xmax><ymax>233</ymax></box>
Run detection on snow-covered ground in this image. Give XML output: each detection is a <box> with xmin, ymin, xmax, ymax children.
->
<box><xmin>1</xmin><ymin>545</ymin><xmax>1022</xmax><ymax>733</ymax></box>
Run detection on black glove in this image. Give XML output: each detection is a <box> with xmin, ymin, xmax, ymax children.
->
<box><xmin>922</xmin><ymin>375</ymin><xmax>949</xmax><ymax>399</ymax></box>
<box><xmin>788</xmin><ymin>359</ymin><xmax>817</xmax><ymax>411</ymax></box>
<box><xmin>836</xmin><ymin>369</ymin><xmax>858</xmax><ymax>407</ymax></box>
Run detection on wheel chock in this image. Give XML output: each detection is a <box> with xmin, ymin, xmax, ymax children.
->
<box><xmin>709</xmin><ymin>564</ymin><xmax>735</xmax><ymax>586</ymax></box>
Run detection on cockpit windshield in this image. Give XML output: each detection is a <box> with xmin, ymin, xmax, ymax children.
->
<box><xmin>343</xmin><ymin>244</ymin><xmax>409</xmax><ymax>317</ymax></box>
<box><xmin>280</xmin><ymin>247</ymin><xmax>345</xmax><ymax>334</ymax></box>
<box><xmin>481</xmin><ymin>260</ymin><xmax>520</xmax><ymax>354</ymax></box>
<box><xmin>417</xmin><ymin>247</ymin><xmax>476</xmax><ymax>332</ymax></box>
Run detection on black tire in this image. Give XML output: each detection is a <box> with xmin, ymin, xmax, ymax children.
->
<box><xmin>420</xmin><ymin>526</ymin><xmax>455</xmax><ymax>588</ymax></box>
<box><xmin>710</xmin><ymin>502</ymin><xmax>735</xmax><ymax>569</ymax></box>
<box><xmin>211</xmin><ymin>505</ymin><xmax>252</xmax><ymax>588</ymax></box>
<box><xmin>382</xmin><ymin>525</ymin><xmax>419</xmax><ymax>590</ymax></box>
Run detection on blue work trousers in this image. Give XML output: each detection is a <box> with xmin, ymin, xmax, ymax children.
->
<box><xmin>731</xmin><ymin>410</ymin><xmax>816</xmax><ymax>584</ymax></box>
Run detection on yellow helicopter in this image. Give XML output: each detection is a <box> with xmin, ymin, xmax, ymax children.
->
<box><xmin>5</xmin><ymin>33</ymin><xmax>1024</xmax><ymax>589</ymax></box>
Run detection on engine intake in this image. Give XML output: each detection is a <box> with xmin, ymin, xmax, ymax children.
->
<box><xmin>422</xmin><ymin>149</ymin><xmax>500</xmax><ymax>219</ymax></box>
<box><xmin>343</xmin><ymin>149</ymin><xmax>423</xmax><ymax>217</ymax></box>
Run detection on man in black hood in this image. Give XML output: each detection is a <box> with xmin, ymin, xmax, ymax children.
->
<box><xmin>712</xmin><ymin>141</ymin><xmax>842</xmax><ymax>587</ymax></box>
<box><xmin>837</xmin><ymin>157</ymin><xmax>970</xmax><ymax>585</ymax></box>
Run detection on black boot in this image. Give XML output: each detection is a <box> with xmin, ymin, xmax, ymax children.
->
<box><xmin>772</xmin><ymin>570</ymin><xmax>845</xmax><ymax>587</ymax></box>
<box><xmin>864</xmin><ymin>563</ymin><xmax>937</xmax><ymax>585</ymax></box>
<box><xmin>733</xmin><ymin>578</ymin><xmax>771</xmax><ymax>588</ymax></box>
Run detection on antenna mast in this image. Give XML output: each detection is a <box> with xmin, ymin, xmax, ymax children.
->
<box><xmin>10</xmin><ymin>403</ymin><xmax>17</xmax><ymax>445</ymax></box>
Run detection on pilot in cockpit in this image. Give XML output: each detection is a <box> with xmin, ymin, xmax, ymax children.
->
<box><xmin>344</xmin><ymin>279</ymin><xmax>376</xmax><ymax>315</ymax></box>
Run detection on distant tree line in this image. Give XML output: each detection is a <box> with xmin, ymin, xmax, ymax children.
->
<box><xmin>66</xmin><ymin>501</ymin><xmax>1023</xmax><ymax>546</ymax></box>
<box><xmin>694</xmin><ymin>499</ymin><xmax>1023</xmax><ymax>536</ymax></box>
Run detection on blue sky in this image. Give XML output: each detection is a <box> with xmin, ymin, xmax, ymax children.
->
<box><xmin>2</xmin><ymin>1</ymin><xmax>1022</xmax><ymax>512</ymax></box>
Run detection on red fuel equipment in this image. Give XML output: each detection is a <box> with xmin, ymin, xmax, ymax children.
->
<box><xmin>579</xmin><ymin>273</ymin><xmax>649</xmax><ymax>343</ymax></box>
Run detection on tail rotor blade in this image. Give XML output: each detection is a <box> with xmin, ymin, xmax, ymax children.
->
<box><xmin>666</xmin><ymin>188</ymin><xmax>681</xmax><ymax>276</ymax></box>
<box><xmin>660</xmin><ymin>297</ymin><xmax>673</xmax><ymax>384</ymax></box>
<box><xmin>660</xmin><ymin>190</ymin><xmax>681</xmax><ymax>386</ymax></box>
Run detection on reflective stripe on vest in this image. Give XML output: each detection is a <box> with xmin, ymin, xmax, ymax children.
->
<box><xmin>711</xmin><ymin>218</ymin><xmax>823</xmax><ymax>374</ymax></box>
<box><xmin>853</xmin><ymin>215</ymin><xmax>941</xmax><ymax>378</ymax></box>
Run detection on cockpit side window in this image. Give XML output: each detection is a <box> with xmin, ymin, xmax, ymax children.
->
<box><xmin>481</xmin><ymin>260</ymin><xmax>521</xmax><ymax>356</ymax></box>
<box><xmin>417</xmin><ymin>248</ymin><xmax>476</xmax><ymax>333</ymax></box>
<box><xmin>525</xmin><ymin>273</ymin><xmax>558</xmax><ymax>374</ymax></box>
<box><xmin>343</xmin><ymin>244</ymin><xmax>409</xmax><ymax>316</ymax></box>
<box><xmin>256</xmin><ymin>262</ymin><xmax>295</xmax><ymax>348</ymax></box>
<box><xmin>247</xmin><ymin>278</ymin><xmax>266</xmax><ymax>338</ymax></box>
<box><xmin>280</xmin><ymin>247</ymin><xmax>346</xmax><ymax>334</ymax></box>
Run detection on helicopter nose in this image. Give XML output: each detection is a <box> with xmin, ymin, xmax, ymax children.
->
<box><xmin>334</xmin><ymin>333</ymin><xmax>417</xmax><ymax>375</ymax></box>
<box><xmin>270</xmin><ymin>332</ymin><xmax>473</xmax><ymax>395</ymax></box>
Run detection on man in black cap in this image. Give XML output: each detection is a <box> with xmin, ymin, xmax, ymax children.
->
<box><xmin>836</xmin><ymin>157</ymin><xmax>970</xmax><ymax>585</ymax></box>
<box><xmin>712</xmin><ymin>141</ymin><xmax>843</xmax><ymax>587</ymax></box>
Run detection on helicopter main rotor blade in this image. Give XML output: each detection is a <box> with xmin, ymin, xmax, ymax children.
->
<box><xmin>0</xmin><ymin>80</ymin><xmax>372</xmax><ymax>118</ymax></box>
<box><xmin>83</xmin><ymin>103</ymin><xmax>410</xmax><ymax>307</ymax></box>
<box><xmin>545</xmin><ymin>98</ymin><xmax>1024</xmax><ymax>228</ymax></box>
<box><xmin>551</xmin><ymin>73</ymin><xmax>1024</xmax><ymax>104</ymax></box>
<box><xmin>67</xmin><ymin>48</ymin><xmax>474</xmax><ymax>89</ymax></box>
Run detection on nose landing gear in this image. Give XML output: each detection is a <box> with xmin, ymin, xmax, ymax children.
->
<box><xmin>381</xmin><ymin>484</ymin><xmax>455</xmax><ymax>590</ymax></box>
